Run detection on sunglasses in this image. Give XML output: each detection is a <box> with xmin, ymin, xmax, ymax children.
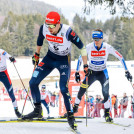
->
<box><xmin>45</xmin><ymin>23</ymin><xmax>57</xmax><ymax>29</ymax></box>
<box><xmin>93</xmin><ymin>38</ymin><xmax>101</xmax><ymax>41</ymax></box>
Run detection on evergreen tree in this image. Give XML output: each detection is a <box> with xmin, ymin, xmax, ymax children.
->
<box><xmin>25</xmin><ymin>15</ymin><xmax>34</xmax><ymax>56</ymax></box>
<box><xmin>113</xmin><ymin>28</ymin><xmax>124</xmax><ymax>58</ymax></box>
<box><xmin>0</xmin><ymin>11</ymin><xmax>134</xmax><ymax>60</ymax></box>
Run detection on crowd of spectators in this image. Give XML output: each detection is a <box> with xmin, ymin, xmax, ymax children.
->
<box><xmin>0</xmin><ymin>87</ymin><xmax>134</xmax><ymax>118</ymax></box>
<box><xmin>85</xmin><ymin>93</ymin><xmax>134</xmax><ymax>118</ymax></box>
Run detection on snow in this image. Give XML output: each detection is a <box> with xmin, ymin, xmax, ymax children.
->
<box><xmin>0</xmin><ymin>58</ymin><xmax>134</xmax><ymax>134</ymax></box>
<box><xmin>5</xmin><ymin>58</ymin><xmax>134</xmax><ymax>97</ymax></box>
<box><xmin>0</xmin><ymin>116</ymin><xmax>134</xmax><ymax>134</ymax></box>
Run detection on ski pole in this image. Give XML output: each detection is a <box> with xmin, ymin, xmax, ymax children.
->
<box><xmin>21</xmin><ymin>87</ymin><xmax>30</xmax><ymax>115</ymax></box>
<box><xmin>130</xmin><ymin>82</ymin><xmax>134</xmax><ymax>90</ymax></box>
<box><xmin>21</xmin><ymin>63</ymin><xmax>37</xmax><ymax>115</ymax></box>
<box><xmin>13</xmin><ymin>62</ymin><xmax>34</xmax><ymax>108</ymax></box>
<box><xmin>86</xmin><ymin>76</ymin><xmax>88</xmax><ymax>127</ymax></box>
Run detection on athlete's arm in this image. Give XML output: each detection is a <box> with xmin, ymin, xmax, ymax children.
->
<box><xmin>66</xmin><ymin>27</ymin><xmax>84</xmax><ymax>49</ymax></box>
<box><xmin>82</xmin><ymin>56</ymin><xmax>88</xmax><ymax>65</ymax></box>
<box><xmin>109</xmin><ymin>45</ymin><xmax>132</xmax><ymax>81</ymax></box>
<box><xmin>36</xmin><ymin>46</ymin><xmax>42</xmax><ymax>54</ymax></box>
<box><xmin>37</xmin><ymin>25</ymin><xmax>45</xmax><ymax>46</ymax></box>
<box><xmin>32</xmin><ymin>25</ymin><xmax>45</xmax><ymax>65</ymax></box>
<box><xmin>109</xmin><ymin>45</ymin><xmax>128</xmax><ymax>71</ymax></box>
<box><xmin>75</xmin><ymin>55</ymin><xmax>82</xmax><ymax>83</ymax></box>
<box><xmin>1</xmin><ymin>49</ymin><xmax>11</xmax><ymax>60</ymax></box>
<box><xmin>76</xmin><ymin>55</ymin><xmax>83</xmax><ymax>72</ymax></box>
<box><xmin>81</xmin><ymin>46</ymin><xmax>88</xmax><ymax>65</ymax></box>
<box><xmin>36</xmin><ymin>25</ymin><xmax>45</xmax><ymax>54</ymax></box>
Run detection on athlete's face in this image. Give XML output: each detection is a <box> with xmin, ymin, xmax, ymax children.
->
<box><xmin>41</xmin><ymin>88</ymin><xmax>45</xmax><ymax>92</ymax></box>
<box><xmin>45</xmin><ymin>23</ymin><xmax>60</xmax><ymax>34</ymax></box>
<box><xmin>94</xmin><ymin>38</ymin><xmax>103</xmax><ymax>48</ymax></box>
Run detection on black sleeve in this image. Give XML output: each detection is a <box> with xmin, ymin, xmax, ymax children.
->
<box><xmin>66</xmin><ymin>27</ymin><xmax>84</xmax><ymax>49</ymax></box>
<box><xmin>37</xmin><ymin>25</ymin><xmax>45</xmax><ymax>46</ymax></box>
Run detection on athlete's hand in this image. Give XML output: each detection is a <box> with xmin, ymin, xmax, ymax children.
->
<box><xmin>32</xmin><ymin>52</ymin><xmax>40</xmax><ymax>65</ymax></box>
<box><xmin>125</xmin><ymin>71</ymin><xmax>132</xmax><ymax>82</ymax></box>
<box><xmin>9</xmin><ymin>57</ymin><xmax>16</xmax><ymax>63</ymax></box>
<box><xmin>75</xmin><ymin>72</ymin><xmax>81</xmax><ymax>83</ymax></box>
<box><xmin>84</xmin><ymin>64</ymin><xmax>90</xmax><ymax>76</ymax></box>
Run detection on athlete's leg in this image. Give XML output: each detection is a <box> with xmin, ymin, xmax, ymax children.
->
<box><xmin>41</xmin><ymin>100</ymin><xmax>50</xmax><ymax>115</ymax></box>
<box><xmin>57</xmin><ymin>55</ymin><xmax>77</xmax><ymax>129</ymax></box>
<box><xmin>29</xmin><ymin>56</ymin><xmax>54</xmax><ymax>104</ymax></box>
<box><xmin>0</xmin><ymin>70</ymin><xmax>21</xmax><ymax>117</ymax></box>
<box><xmin>0</xmin><ymin>70</ymin><xmax>16</xmax><ymax>106</ymax></box>
<box><xmin>96</xmin><ymin>70</ymin><xmax>109</xmax><ymax>106</ymax></box>
<box><xmin>73</xmin><ymin>70</ymin><xmax>95</xmax><ymax>114</ymax></box>
<box><xmin>57</xmin><ymin>60</ymin><xmax>72</xmax><ymax>112</ymax></box>
<box><xmin>23</xmin><ymin>56</ymin><xmax>54</xmax><ymax>119</ymax></box>
<box><xmin>98</xmin><ymin>70</ymin><xmax>112</xmax><ymax>122</ymax></box>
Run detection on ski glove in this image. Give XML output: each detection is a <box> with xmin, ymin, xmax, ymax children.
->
<box><xmin>75</xmin><ymin>72</ymin><xmax>80</xmax><ymax>83</ymax></box>
<box><xmin>125</xmin><ymin>71</ymin><xmax>132</xmax><ymax>82</ymax></box>
<box><xmin>9</xmin><ymin>57</ymin><xmax>16</xmax><ymax>63</ymax></box>
<box><xmin>84</xmin><ymin>64</ymin><xmax>90</xmax><ymax>76</ymax></box>
<box><xmin>32</xmin><ymin>52</ymin><xmax>40</xmax><ymax>65</ymax></box>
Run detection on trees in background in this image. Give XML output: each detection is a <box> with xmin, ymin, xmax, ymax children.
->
<box><xmin>72</xmin><ymin>14</ymin><xmax>134</xmax><ymax>61</ymax></box>
<box><xmin>0</xmin><ymin>12</ymin><xmax>134</xmax><ymax>60</ymax></box>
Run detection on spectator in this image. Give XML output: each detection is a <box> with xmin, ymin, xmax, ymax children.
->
<box><xmin>114</xmin><ymin>95</ymin><xmax>118</xmax><ymax>118</ymax></box>
<box><xmin>131</xmin><ymin>93</ymin><xmax>134</xmax><ymax>118</ymax></box>
<box><xmin>120</xmin><ymin>93</ymin><xmax>128</xmax><ymax>118</ymax></box>
<box><xmin>94</xmin><ymin>95</ymin><xmax>99</xmax><ymax>117</ymax></box>
<box><xmin>94</xmin><ymin>95</ymin><xmax>102</xmax><ymax>117</ymax></box>
<box><xmin>111</xmin><ymin>94</ymin><xmax>116</xmax><ymax>108</ymax></box>
<box><xmin>111</xmin><ymin>94</ymin><xmax>118</xmax><ymax>117</ymax></box>
<box><xmin>88</xmin><ymin>96</ymin><xmax>94</xmax><ymax>118</ymax></box>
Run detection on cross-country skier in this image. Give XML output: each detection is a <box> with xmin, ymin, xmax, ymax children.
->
<box><xmin>22</xmin><ymin>11</ymin><xmax>84</xmax><ymax>130</ymax></box>
<box><xmin>73</xmin><ymin>29</ymin><xmax>132</xmax><ymax>122</ymax></box>
<box><xmin>40</xmin><ymin>84</ymin><xmax>51</xmax><ymax>118</ymax></box>
<box><xmin>0</xmin><ymin>49</ymin><xmax>21</xmax><ymax>117</ymax></box>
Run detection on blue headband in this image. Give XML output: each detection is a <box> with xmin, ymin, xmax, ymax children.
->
<box><xmin>92</xmin><ymin>31</ymin><xmax>103</xmax><ymax>39</ymax></box>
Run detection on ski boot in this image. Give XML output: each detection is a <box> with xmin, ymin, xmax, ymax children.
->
<box><xmin>67</xmin><ymin>111</ymin><xmax>77</xmax><ymax>130</ymax></box>
<box><xmin>105</xmin><ymin>108</ymin><xmax>113</xmax><ymax>122</ymax></box>
<box><xmin>73</xmin><ymin>104</ymin><xmax>79</xmax><ymax>113</ymax></box>
<box><xmin>61</xmin><ymin>113</ymin><xmax>67</xmax><ymax>118</ymax></box>
<box><xmin>47</xmin><ymin>114</ymin><xmax>51</xmax><ymax>119</ymax></box>
<box><xmin>14</xmin><ymin>107</ymin><xmax>22</xmax><ymax>118</ymax></box>
<box><xmin>22</xmin><ymin>103</ymin><xmax>43</xmax><ymax>120</ymax></box>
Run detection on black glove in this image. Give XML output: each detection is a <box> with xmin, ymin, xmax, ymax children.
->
<box><xmin>125</xmin><ymin>71</ymin><xmax>132</xmax><ymax>82</ymax></box>
<box><xmin>84</xmin><ymin>64</ymin><xmax>90</xmax><ymax>76</ymax></box>
<box><xmin>75</xmin><ymin>72</ymin><xmax>80</xmax><ymax>83</ymax></box>
<box><xmin>32</xmin><ymin>52</ymin><xmax>40</xmax><ymax>65</ymax></box>
<box><xmin>9</xmin><ymin>57</ymin><xmax>16</xmax><ymax>62</ymax></box>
